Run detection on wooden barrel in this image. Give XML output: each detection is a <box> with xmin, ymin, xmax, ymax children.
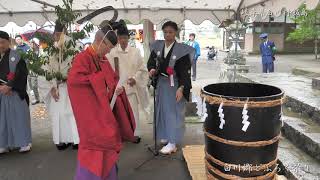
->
<box><xmin>201</xmin><ymin>83</ymin><xmax>284</xmax><ymax>180</ymax></box>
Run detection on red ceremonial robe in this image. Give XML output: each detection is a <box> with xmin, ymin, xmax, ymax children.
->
<box><xmin>67</xmin><ymin>47</ymin><xmax>136</xmax><ymax>178</ymax></box>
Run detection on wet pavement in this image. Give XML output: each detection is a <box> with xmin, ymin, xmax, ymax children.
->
<box><xmin>238</xmin><ymin>72</ymin><xmax>320</xmax><ymax>126</ymax></box>
<box><xmin>1</xmin><ymin>53</ymin><xmax>320</xmax><ymax>180</ymax></box>
<box><xmin>240</xmin><ymin>73</ymin><xmax>320</xmax><ymax>108</ymax></box>
<box><xmin>278</xmin><ymin>138</ymin><xmax>320</xmax><ymax>180</ymax></box>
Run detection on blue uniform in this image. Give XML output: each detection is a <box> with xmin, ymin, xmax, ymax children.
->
<box><xmin>260</xmin><ymin>41</ymin><xmax>275</xmax><ymax>73</ymax></box>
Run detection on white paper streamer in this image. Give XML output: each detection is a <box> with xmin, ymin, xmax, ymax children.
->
<box><xmin>241</xmin><ymin>101</ymin><xmax>250</xmax><ymax>132</ymax></box>
<box><xmin>170</xmin><ymin>75</ymin><xmax>174</xmax><ymax>87</ymax></box>
<box><xmin>110</xmin><ymin>75</ymin><xmax>128</xmax><ymax>110</ymax></box>
<box><xmin>0</xmin><ymin>78</ymin><xmax>7</xmax><ymax>84</ymax></box>
<box><xmin>218</xmin><ymin>102</ymin><xmax>225</xmax><ymax>129</ymax></box>
<box><xmin>280</xmin><ymin>99</ymin><xmax>284</xmax><ymax>127</ymax></box>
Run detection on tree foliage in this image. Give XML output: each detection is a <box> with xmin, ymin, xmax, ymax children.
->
<box><xmin>25</xmin><ymin>0</ymin><xmax>93</xmax><ymax>81</ymax></box>
<box><xmin>287</xmin><ymin>4</ymin><xmax>320</xmax><ymax>43</ymax></box>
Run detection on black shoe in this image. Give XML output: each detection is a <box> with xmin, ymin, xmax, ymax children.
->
<box><xmin>72</xmin><ymin>144</ymin><xmax>78</xmax><ymax>150</ymax></box>
<box><xmin>31</xmin><ymin>100</ymin><xmax>40</xmax><ymax>105</ymax></box>
<box><xmin>133</xmin><ymin>136</ymin><xmax>141</xmax><ymax>144</ymax></box>
<box><xmin>56</xmin><ymin>143</ymin><xmax>70</xmax><ymax>151</ymax></box>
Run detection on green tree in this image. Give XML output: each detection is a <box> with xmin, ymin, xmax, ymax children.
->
<box><xmin>27</xmin><ymin>0</ymin><xmax>93</xmax><ymax>81</ymax></box>
<box><xmin>287</xmin><ymin>4</ymin><xmax>320</xmax><ymax>59</ymax></box>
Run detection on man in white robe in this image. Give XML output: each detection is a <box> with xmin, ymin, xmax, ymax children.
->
<box><xmin>107</xmin><ymin>25</ymin><xmax>150</xmax><ymax>143</ymax></box>
<box><xmin>44</xmin><ymin>21</ymin><xmax>79</xmax><ymax>150</ymax></box>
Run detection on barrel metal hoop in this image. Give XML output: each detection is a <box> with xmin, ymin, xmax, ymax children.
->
<box><xmin>205</xmin><ymin>151</ymin><xmax>278</xmax><ymax>172</ymax></box>
<box><xmin>205</xmin><ymin>159</ymin><xmax>277</xmax><ymax>180</ymax></box>
<box><xmin>200</xmin><ymin>93</ymin><xmax>286</xmax><ymax>108</ymax></box>
<box><xmin>204</xmin><ymin>129</ymin><xmax>281</xmax><ymax>147</ymax></box>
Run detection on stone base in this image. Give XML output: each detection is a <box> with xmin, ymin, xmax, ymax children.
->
<box><xmin>237</xmin><ymin>73</ymin><xmax>320</xmax><ymax>125</ymax></box>
<box><xmin>219</xmin><ymin>64</ymin><xmax>250</xmax><ymax>82</ymax></box>
<box><xmin>278</xmin><ymin>138</ymin><xmax>320</xmax><ymax>180</ymax></box>
<box><xmin>292</xmin><ymin>67</ymin><xmax>320</xmax><ymax>78</ymax></box>
<box><xmin>312</xmin><ymin>77</ymin><xmax>320</xmax><ymax>90</ymax></box>
<box><xmin>185</xmin><ymin>102</ymin><xmax>197</xmax><ymax>117</ymax></box>
<box><xmin>282</xmin><ymin>116</ymin><xmax>320</xmax><ymax>161</ymax></box>
<box><xmin>225</xmin><ymin>64</ymin><xmax>250</xmax><ymax>73</ymax></box>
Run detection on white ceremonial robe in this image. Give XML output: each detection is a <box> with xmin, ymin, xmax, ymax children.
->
<box><xmin>44</xmin><ymin>35</ymin><xmax>79</xmax><ymax>145</ymax></box>
<box><xmin>45</xmin><ymin>83</ymin><xmax>79</xmax><ymax>145</ymax></box>
<box><xmin>107</xmin><ymin>45</ymin><xmax>150</xmax><ymax>135</ymax></box>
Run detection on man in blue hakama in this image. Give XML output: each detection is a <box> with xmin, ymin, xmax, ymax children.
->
<box><xmin>147</xmin><ymin>21</ymin><xmax>194</xmax><ymax>155</ymax></box>
<box><xmin>0</xmin><ymin>30</ymin><xmax>32</xmax><ymax>154</ymax></box>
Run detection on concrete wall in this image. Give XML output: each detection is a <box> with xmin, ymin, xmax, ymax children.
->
<box><xmin>143</xmin><ymin>20</ymin><xmax>155</xmax><ymax>62</ymax></box>
<box><xmin>269</xmin><ymin>34</ymin><xmax>285</xmax><ymax>52</ymax></box>
<box><xmin>284</xmin><ymin>40</ymin><xmax>314</xmax><ymax>53</ymax></box>
<box><xmin>245</xmin><ymin>33</ymin><xmax>285</xmax><ymax>53</ymax></box>
<box><xmin>245</xmin><ymin>23</ymin><xmax>315</xmax><ymax>54</ymax></box>
<box><xmin>244</xmin><ymin>33</ymin><xmax>255</xmax><ymax>53</ymax></box>
<box><xmin>284</xmin><ymin>26</ymin><xmax>314</xmax><ymax>53</ymax></box>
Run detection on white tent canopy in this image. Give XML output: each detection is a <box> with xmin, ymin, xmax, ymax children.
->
<box><xmin>0</xmin><ymin>0</ymin><xmax>319</xmax><ymax>26</ymax></box>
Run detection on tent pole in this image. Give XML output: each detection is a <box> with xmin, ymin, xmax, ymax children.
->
<box><xmin>29</xmin><ymin>0</ymin><xmax>56</xmax><ymax>8</ymax></box>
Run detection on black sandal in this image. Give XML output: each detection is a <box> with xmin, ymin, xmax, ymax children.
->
<box><xmin>133</xmin><ymin>136</ymin><xmax>141</xmax><ymax>144</ymax></box>
<box><xmin>56</xmin><ymin>143</ymin><xmax>70</xmax><ymax>151</ymax></box>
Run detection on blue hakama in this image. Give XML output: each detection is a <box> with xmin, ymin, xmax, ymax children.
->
<box><xmin>156</xmin><ymin>76</ymin><xmax>186</xmax><ymax>144</ymax></box>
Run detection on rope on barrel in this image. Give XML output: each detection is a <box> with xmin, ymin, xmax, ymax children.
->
<box><xmin>205</xmin><ymin>159</ymin><xmax>277</xmax><ymax>180</ymax></box>
<box><xmin>200</xmin><ymin>93</ymin><xmax>286</xmax><ymax>108</ymax></box>
<box><xmin>205</xmin><ymin>151</ymin><xmax>278</xmax><ymax>172</ymax></box>
<box><xmin>204</xmin><ymin>128</ymin><xmax>281</xmax><ymax>147</ymax></box>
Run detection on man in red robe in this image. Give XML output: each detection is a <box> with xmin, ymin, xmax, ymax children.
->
<box><xmin>67</xmin><ymin>23</ymin><xmax>136</xmax><ymax>180</ymax></box>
